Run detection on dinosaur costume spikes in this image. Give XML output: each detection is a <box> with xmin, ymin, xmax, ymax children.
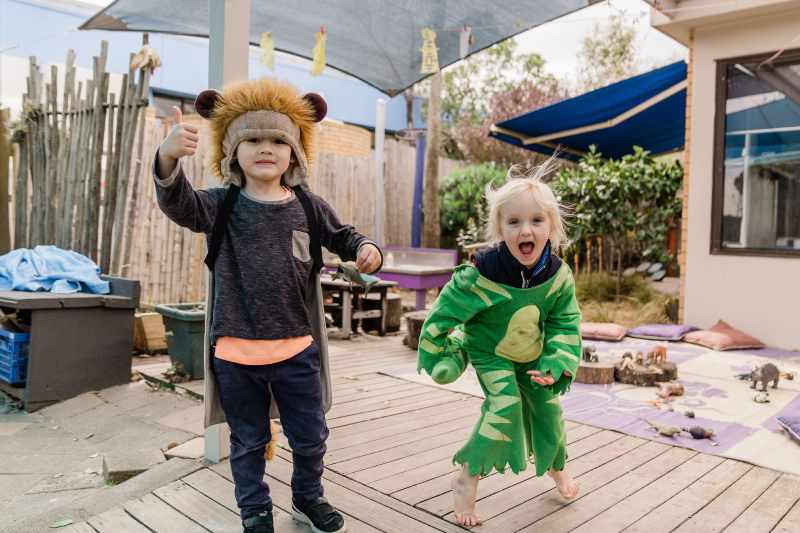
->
<box><xmin>417</xmin><ymin>263</ymin><xmax>582</xmax><ymax>477</ymax></box>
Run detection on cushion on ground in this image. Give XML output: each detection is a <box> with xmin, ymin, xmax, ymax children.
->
<box><xmin>777</xmin><ymin>416</ymin><xmax>800</xmax><ymax>446</ymax></box>
<box><xmin>683</xmin><ymin>320</ymin><xmax>765</xmax><ymax>351</ymax></box>
<box><xmin>627</xmin><ymin>323</ymin><xmax>699</xmax><ymax>341</ymax></box>
<box><xmin>580</xmin><ymin>322</ymin><xmax>628</xmax><ymax>342</ymax></box>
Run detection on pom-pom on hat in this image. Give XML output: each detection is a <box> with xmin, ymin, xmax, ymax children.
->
<box><xmin>194</xmin><ymin>77</ymin><xmax>327</xmax><ymax>190</ymax></box>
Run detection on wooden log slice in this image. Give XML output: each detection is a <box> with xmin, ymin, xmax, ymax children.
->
<box><xmin>575</xmin><ymin>361</ymin><xmax>615</xmax><ymax>384</ymax></box>
<box><xmin>652</xmin><ymin>362</ymin><xmax>678</xmax><ymax>382</ymax></box>
<box><xmin>404</xmin><ymin>310</ymin><xmax>430</xmax><ymax>351</ymax></box>
<box><xmin>614</xmin><ymin>362</ymin><xmax>660</xmax><ymax>387</ymax></box>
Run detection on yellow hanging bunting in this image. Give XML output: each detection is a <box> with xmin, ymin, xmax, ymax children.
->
<box><xmin>260</xmin><ymin>32</ymin><xmax>275</xmax><ymax>71</ymax></box>
<box><xmin>420</xmin><ymin>28</ymin><xmax>440</xmax><ymax>73</ymax></box>
<box><xmin>311</xmin><ymin>28</ymin><xmax>327</xmax><ymax>77</ymax></box>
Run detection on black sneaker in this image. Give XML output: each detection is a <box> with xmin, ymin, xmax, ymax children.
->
<box><xmin>292</xmin><ymin>496</ymin><xmax>347</xmax><ymax>533</ymax></box>
<box><xmin>242</xmin><ymin>511</ymin><xmax>273</xmax><ymax>533</ymax></box>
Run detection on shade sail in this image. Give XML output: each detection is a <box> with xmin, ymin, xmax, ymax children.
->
<box><xmin>490</xmin><ymin>61</ymin><xmax>688</xmax><ymax>161</ymax></box>
<box><xmin>79</xmin><ymin>0</ymin><xmax>595</xmax><ymax>96</ymax></box>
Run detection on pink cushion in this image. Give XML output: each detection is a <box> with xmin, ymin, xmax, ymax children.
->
<box><xmin>683</xmin><ymin>320</ymin><xmax>765</xmax><ymax>351</ymax></box>
<box><xmin>581</xmin><ymin>322</ymin><xmax>628</xmax><ymax>342</ymax></box>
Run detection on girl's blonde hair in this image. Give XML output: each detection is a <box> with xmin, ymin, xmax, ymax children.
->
<box><xmin>484</xmin><ymin>155</ymin><xmax>570</xmax><ymax>250</ymax></box>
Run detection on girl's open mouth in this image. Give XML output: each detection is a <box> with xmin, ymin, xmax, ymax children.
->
<box><xmin>519</xmin><ymin>242</ymin><xmax>535</xmax><ymax>256</ymax></box>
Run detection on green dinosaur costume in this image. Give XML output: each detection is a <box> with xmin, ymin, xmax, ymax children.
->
<box><xmin>417</xmin><ymin>263</ymin><xmax>581</xmax><ymax>477</ymax></box>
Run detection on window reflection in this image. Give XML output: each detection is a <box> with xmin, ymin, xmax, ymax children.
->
<box><xmin>722</xmin><ymin>60</ymin><xmax>800</xmax><ymax>251</ymax></box>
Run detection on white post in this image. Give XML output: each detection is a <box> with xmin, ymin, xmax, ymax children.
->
<box><xmin>205</xmin><ymin>0</ymin><xmax>249</xmax><ymax>464</ymax></box>
<box><xmin>374</xmin><ymin>98</ymin><xmax>386</xmax><ymax>246</ymax></box>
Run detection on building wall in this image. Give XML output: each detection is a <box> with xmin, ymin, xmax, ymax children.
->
<box><xmin>317</xmin><ymin>121</ymin><xmax>371</xmax><ymax>158</ymax></box>
<box><xmin>685</xmin><ymin>11</ymin><xmax>800</xmax><ymax>349</ymax></box>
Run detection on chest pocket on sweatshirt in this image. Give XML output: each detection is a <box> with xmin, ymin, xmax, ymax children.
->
<box><xmin>292</xmin><ymin>230</ymin><xmax>312</xmax><ymax>262</ymax></box>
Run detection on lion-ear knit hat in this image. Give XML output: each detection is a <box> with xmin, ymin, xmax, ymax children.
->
<box><xmin>194</xmin><ymin>77</ymin><xmax>327</xmax><ymax>191</ymax></box>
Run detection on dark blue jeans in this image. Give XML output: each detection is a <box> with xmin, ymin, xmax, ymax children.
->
<box><xmin>213</xmin><ymin>342</ymin><xmax>328</xmax><ymax>519</ymax></box>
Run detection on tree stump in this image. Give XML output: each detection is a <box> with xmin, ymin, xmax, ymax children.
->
<box><xmin>652</xmin><ymin>362</ymin><xmax>678</xmax><ymax>382</ymax></box>
<box><xmin>404</xmin><ymin>310</ymin><xmax>429</xmax><ymax>351</ymax></box>
<box><xmin>361</xmin><ymin>293</ymin><xmax>402</xmax><ymax>333</ymax></box>
<box><xmin>575</xmin><ymin>361</ymin><xmax>615</xmax><ymax>384</ymax></box>
<box><xmin>614</xmin><ymin>362</ymin><xmax>660</xmax><ymax>387</ymax></box>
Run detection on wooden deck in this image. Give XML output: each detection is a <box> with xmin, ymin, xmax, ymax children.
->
<box><xmin>71</xmin><ymin>334</ymin><xmax>800</xmax><ymax>532</ymax></box>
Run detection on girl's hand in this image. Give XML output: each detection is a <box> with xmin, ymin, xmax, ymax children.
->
<box><xmin>156</xmin><ymin>107</ymin><xmax>200</xmax><ymax>178</ymax></box>
<box><xmin>355</xmin><ymin>244</ymin><xmax>381</xmax><ymax>274</ymax></box>
<box><xmin>528</xmin><ymin>370</ymin><xmax>555</xmax><ymax>386</ymax></box>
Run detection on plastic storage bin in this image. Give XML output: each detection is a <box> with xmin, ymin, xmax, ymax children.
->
<box><xmin>154</xmin><ymin>303</ymin><xmax>205</xmax><ymax>380</ymax></box>
<box><xmin>0</xmin><ymin>329</ymin><xmax>30</xmax><ymax>385</ymax></box>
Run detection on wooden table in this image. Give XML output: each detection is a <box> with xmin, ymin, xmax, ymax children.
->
<box><xmin>0</xmin><ymin>276</ymin><xmax>140</xmax><ymax>411</ymax></box>
<box><xmin>321</xmin><ymin>275</ymin><xmax>398</xmax><ymax>338</ymax></box>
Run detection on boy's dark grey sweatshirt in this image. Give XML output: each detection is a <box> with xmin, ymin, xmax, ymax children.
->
<box><xmin>154</xmin><ymin>160</ymin><xmax>380</xmax><ymax>344</ymax></box>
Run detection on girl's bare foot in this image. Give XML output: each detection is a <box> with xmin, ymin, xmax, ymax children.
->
<box><xmin>451</xmin><ymin>463</ymin><xmax>483</xmax><ymax>526</ymax></box>
<box><xmin>547</xmin><ymin>468</ymin><xmax>579</xmax><ymax>499</ymax></box>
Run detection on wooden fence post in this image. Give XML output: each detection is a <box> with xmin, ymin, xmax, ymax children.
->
<box><xmin>0</xmin><ymin>108</ymin><xmax>11</xmax><ymax>254</ymax></box>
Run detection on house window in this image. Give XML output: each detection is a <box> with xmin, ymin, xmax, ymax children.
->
<box><xmin>152</xmin><ymin>92</ymin><xmax>197</xmax><ymax>119</ymax></box>
<box><xmin>712</xmin><ymin>51</ymin><xmax>800</xmax><ymax>257</ymax></box>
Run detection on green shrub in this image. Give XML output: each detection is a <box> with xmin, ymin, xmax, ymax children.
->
<box><xmin>439</xmin><ymin>163</ymin><xmax>508</xmax><ymax>241</ymax></box>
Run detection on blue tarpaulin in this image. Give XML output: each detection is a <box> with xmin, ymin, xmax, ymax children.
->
<box><xmin>490</xmin><ymin>61</ymin><xmax>688</xmax><ymax>161</ymax></box>
<box><xmin>0</xmin><ymin>246</ymin><xmax>110</xmax><ymax>294</ymax></box>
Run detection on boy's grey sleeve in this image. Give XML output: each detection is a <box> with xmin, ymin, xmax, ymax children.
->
<box><xmin>152</xmin><ymin>148</ymin><xmax>223</xmax><ymax>234</ymax></box>
<box><xmin>312</xmin><ymin>194</ymin><xmax>383</xmax><ymax>274</ymax></box>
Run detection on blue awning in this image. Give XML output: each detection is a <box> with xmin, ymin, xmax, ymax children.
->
<box><xmin>489</xmin><ymin>61</ymin><xmax>688</xmax><ymax>161</ymax></box>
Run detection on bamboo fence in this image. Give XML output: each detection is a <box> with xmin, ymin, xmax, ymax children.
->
<box><xmin>7</xmin><ymin>42</ymin><xmax>466</xmax><ymax>305</ymax></box>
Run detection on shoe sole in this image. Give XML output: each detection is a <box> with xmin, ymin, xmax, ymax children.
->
<box><xmin>291</xmin><ymin>505</ymin><xmax>347</xmax><ymax>533</ymax></box>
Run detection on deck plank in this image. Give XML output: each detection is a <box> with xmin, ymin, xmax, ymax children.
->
<box><xmin>723</xmin><ymin>473</ymin><xmax>800</xmax><ymax>533</ymax></box>
<box><xmin>672</xmin><ymin>466</ymin><xmax>780</xmax><ymax>532</ymax></box>
<box><xmin>60</xmin><ymin>522</ymin><xmax>101</xmax><ymax>533</ymax></box>
<box><xmin>773</xmin><ymin>499</ymin><xmax>800</xmax><ymax>533</ymax></box>
<box><xmin>123</xmin><ymin>493</ymin><xmax>208</xmax><ymax>533</ymax></box>
<box><xmin>618</xmin><ymin>459</ymin><xmax>753</xmax><ymax>533</ymax></box>
<box><xmin>87</xmin><ymin>508</ymin><xmax>152</xmax><ymax>533</ymax></box>
<box><xmin>154</xmin><ymin>480</ymin><xmax>241</xmax><ymax>533</ymax></box>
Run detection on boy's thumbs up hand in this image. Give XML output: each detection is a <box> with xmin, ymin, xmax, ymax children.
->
<box><xmin>161</xmin><ymin>106</ymin><xmax>199</xmax><ymax>159</ymax></box>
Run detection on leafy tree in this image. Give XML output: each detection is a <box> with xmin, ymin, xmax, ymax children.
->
<box><xmin>575</xmin><ymin>13</ymin><xmax>641</xmax><ymax>94</ymax></box>
<box><xmin>439</xmin><ymin>163</ymin><xmax>508</xmax><ymax>242</ymax></box>
<box><xmin>552</xmin><ymin>146</ymin><xmax>683</xmax><ymax>296</ymax></box>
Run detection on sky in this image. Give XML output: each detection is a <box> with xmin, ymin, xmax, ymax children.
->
<box><xmin>514</xmin><ymin>0</ymin><xmax>687</xmax><ymax>86</ymax></box>
<box><xmin>75</xmin><ymin>0</ymin><xmax>686</xmax><ymax>90</ymax></box>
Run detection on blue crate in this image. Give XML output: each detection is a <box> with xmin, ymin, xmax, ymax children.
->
<box><xmin>0</xmin><ymin>329</ymin><xmax>29</xmax><ymax>385</ymax></box>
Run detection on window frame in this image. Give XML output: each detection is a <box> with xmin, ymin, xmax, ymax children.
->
<box><xmin>711</xmin><ymin>48</ymin><xmax>800</xmax><ymax>259</ymax></box>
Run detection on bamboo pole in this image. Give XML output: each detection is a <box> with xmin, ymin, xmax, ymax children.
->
<box><xmin>586</xmin><ymin>238</ymin><xmax>592</xmax><ymax>275</ymax></box>
<box><xmin>74</xmin><ymin>79</ymin><xmax>95</xmax><ymax>252</ymax></box>
<box><xmin>597</xmin><ymin>237</ymin><xmax>603</xmax><ymax>275</ymax></box>
<box><xmin>55</xmin><ymin>50</ymin><xmax>75</xmax><ymax>243</ymax></box>
<box><xmin>87</xmin><ymin>71</ymin><xmax>109</xmax><ymax>262</ymax></box>
<box><xmin>100</xmin><ymin>74</ymin><xmax>128</xmax><ymax>273</ymax></box>
<box><xmin>61</xmin><ymin>82</ymin><xmax>83</xmax><ymax>248</ymax></box>
<box><xmin>99</xmin><ymin>93</ymin><xmax>116</xmax><ymax>270</ymax></box>
<box><xmin>110</xmin><ymin>56</ymin><xmax>138</xmax><ymax>274</ymax></box>
<box><xmin>44</xmin><ymin>72</ymin><xmax>58</xmax><ymax>245</ymax></box>
<box><xmin>13</xmin><ymin>125</ymin><xmax>28</xmax><ymax>250</ymax></box>
<box><xmin>121</xmin><ymin>59</ymin><xmax>152</xmax><ymax>277</ymax></box>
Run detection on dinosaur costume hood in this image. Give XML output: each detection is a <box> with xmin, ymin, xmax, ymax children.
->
<box><xmin>194</xmin><ymin>77</ymin><xmax>327</xmax><ymax>190</ymax></box>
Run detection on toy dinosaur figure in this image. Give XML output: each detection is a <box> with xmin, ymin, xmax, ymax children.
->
<box><xmin>332</xmin><ymin>263</ymin><xmax>380</xmax><ymax>296</ymax></box>
<box><xmin>656</xmin><ymin>381</ymin><xmax>684</xmax><ymax>399</ymax></box>
<box><xmin>639</xmin><ymin>417</ymin><xmax>683</xmax><ymax>438</ymax></box>
<box><xmin>683</xmin><ymin>426</ymin><xmax>715</xmax><ymax>439</ymax></box>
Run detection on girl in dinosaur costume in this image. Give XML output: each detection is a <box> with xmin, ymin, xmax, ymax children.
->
<box><xmin>417</xmin><ymin>160</ymin><xmax>582</xmax><ymax>526</ymax></box>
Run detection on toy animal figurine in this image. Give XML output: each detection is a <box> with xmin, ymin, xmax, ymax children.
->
<box><xmin>639</xmin><ymin>418</ymin><xmax>683</xmax><ymax>438</ymax></box>
<box><xmin>635</xmin><ymin>351</ymin><xmax>644</xmax><ymax>365</ymax></box>
<box><xmin>620</xmin><ymin>353</ymin><xmax>636</xmax><ymax>371</ymax></box>
<box><xmin>656</xmin><ymin>381</ymin><xmax>684</xmax><ymax>399</ymax></box>
<box><xmin>582</xmin><ymin>345</ymin><xmax>598</xmax><ymax>363</ymax></box>
<box><xmin>647</xmin><ymin>365</ymin><xmax>664</xmax><ymax>375</ymax></box>
<box><xmin>684</xmin><ymin>410</ymin><xmax>695</xmax><ymax>418</ymax></box>
<box><xmin>751</xmin><ymin>363</ymin><xmax>780</xmax><ymax>391</ymax></box>
<box><xmin>751</xmin><ymin>391</ymin><xmax>770</xmax><ymax>403</ymax></box>
<box><xmin>647</xmin><ymin>346</ymin><xmax>668</xmax><ymax>365</ymax></box>
<box><xmin>332</xmin><ymin>263</ymin><xmax>380</xmax><ymax>296</ymax></box>
<box><xmin>683</xmin><ymin>426</ymin><xmax>715</xmax><ymax>439</ymax></box>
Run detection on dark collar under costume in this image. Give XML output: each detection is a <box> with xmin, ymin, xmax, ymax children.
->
<box><xmin>472</xmin><ymin>241</ymin><xmax>563</xmax><ymax>289</ymax></box>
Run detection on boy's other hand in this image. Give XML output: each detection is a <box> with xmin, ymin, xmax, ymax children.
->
<box><xmin>355</xmin><ymin>244</ymin><xmax>381</xmax><ymax>274</ymax></box>
<box><xmin>156</xmin><ymin>107</ymin><xmax>200</xmax><ymax>178</ymax></box>
<box><xmin>527</xmin><ymin>370</ymin><xmax>556</xmax><ymax>386</ymax></box>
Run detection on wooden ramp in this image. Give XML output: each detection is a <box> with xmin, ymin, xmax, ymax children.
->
<box><xmin>70</xmin><ymin>335</ymin><xmax>800</xmax><ymax>532</ymax></box>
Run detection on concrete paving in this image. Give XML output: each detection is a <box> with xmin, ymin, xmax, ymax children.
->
<box><xmin>0</xmin><ymin>378</ymin><xmax>205</xmax><ymax>525</ymax></box>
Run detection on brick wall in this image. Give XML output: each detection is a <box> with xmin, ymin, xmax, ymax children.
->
<box><xmin>317</xmin><ymin>121</ymin><xmax>371</xmax><ymax>158</ymax></box>
<box><xmin>678</xmin><ymin>30</ymin><xmax>693</xmax><ymax>325</ymax></box>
